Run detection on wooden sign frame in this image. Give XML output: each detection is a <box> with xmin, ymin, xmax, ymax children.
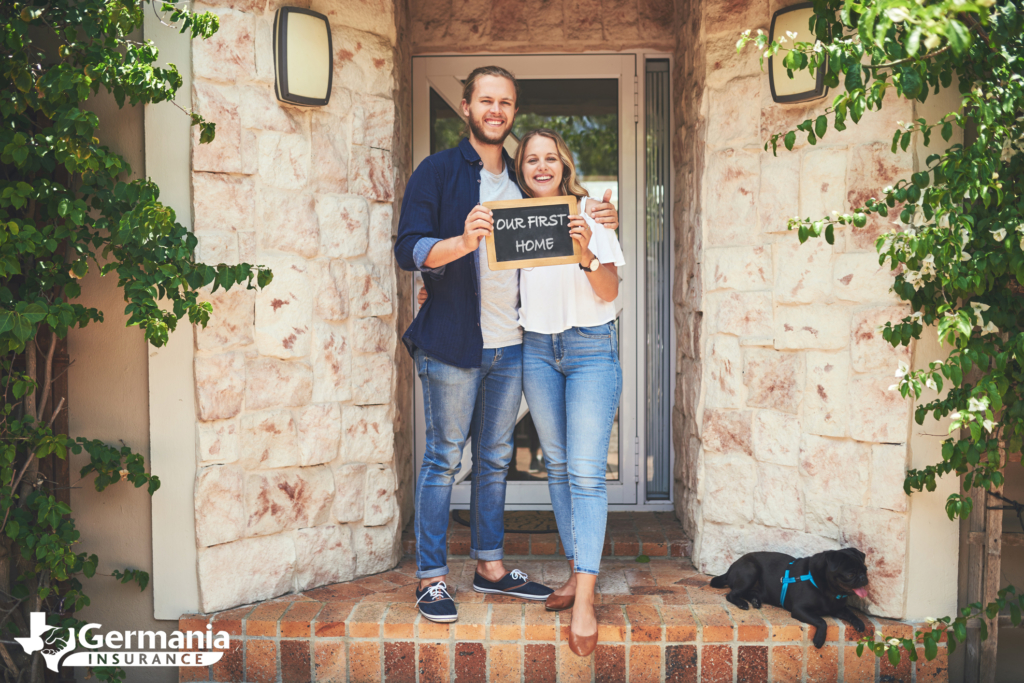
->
<box><xmin>483</xmin><ymin>195</ymin><xmax>581</xmax><ymax>271</ymax></box>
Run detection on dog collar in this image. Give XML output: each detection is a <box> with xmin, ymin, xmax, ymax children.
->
<box><xmin>780</xmin><ymin>562</ymin><xmax>847</xmax><ymax>604</ymax></box>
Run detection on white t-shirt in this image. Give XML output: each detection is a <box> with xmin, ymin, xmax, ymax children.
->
<box><xmin>518</xmin><ymin>196</ymin><xmax>626</xmax><ymax>334</ymax></box>
<box><xmin>477</xmin><ymin>165</ymin><xmax>523</xmax><ymax>348</ymax></box>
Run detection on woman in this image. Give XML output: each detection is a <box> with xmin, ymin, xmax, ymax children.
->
<box><xmin>515</xmin><ymin>129</ymin><xmax>624</xmax><ymax>657</ymax></box>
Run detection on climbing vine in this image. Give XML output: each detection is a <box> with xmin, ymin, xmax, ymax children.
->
<box><xmin>739</xmin><ymin>0</ymin><xmax>1024</xmax><ymax>667</ymax></box>
<box><xmin>1</xmin><ymin>1</ymin><xmax>270</xmax><ymax>680</ymax></box>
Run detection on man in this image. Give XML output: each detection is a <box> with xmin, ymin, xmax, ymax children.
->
<box><xmin>394</xmin><ymin>66</ymin><xmax>617</xmax><ymax>622</ymax></box>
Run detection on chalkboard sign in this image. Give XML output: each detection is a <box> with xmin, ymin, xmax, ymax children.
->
<box><xmin>483</xmin><ymin>196</ymin><xmax>581</xmax><ymax>271</ymax></box>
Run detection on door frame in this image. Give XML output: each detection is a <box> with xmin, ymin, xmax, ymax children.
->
<box><xmin>409</xmin><ymin>52</ymin><xmax>675</xmax><ymax>511</ymax></box>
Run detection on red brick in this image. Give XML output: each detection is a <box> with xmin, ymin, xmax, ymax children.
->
<box><xmin>490</xmin><ymin>643</ymin><xmax>522</xmax><ymax>683</ymax></box>
<box><xmin>663</xmin><ymin>605</ymin><xmax>698</xmax><ymax>641</ymax></box>
<box><xmin>595</xmin><ymin>644</ymin><xmax>625</xmax><ymax>683</ymax></box>
<box><xmin>626</xmin><ymin>605</ymin><xmax>662</xmax><ymax>641</ymax></box>
<box><xmin>879</xmin><ymin>646</ymin><xmax>912</xmax><ymax>683</ymax></box>
<box><xmin>179</xmin><ymin>614</ymin><xmax>209</xmax><ymax>632</ymax></box>
<box><xmin>524</xmin><ymin>643</ymin><xmax>556</xmax><ymax>683</ymax></box>
<box><xmin>348</xmin><ymin>603</ymin><xmax>386</xmax><ymax>638</ymax></box>
<box><xmin>844</xmin><ymin>645</ymin><xmax>877</xmax><ymax>683</ymax></box>
<box><xmin>701</xmin><ymin>644</ymin><xmax>733</xmax><ymax>683</ymax></box>
<box><xmin>525</xmin><ymin>603</ymin><xmax>557</xmax><ymax>640</ymax></box>
<box><xmin>806</xmin><ymin>644</ymin><xmax>838</xmax><ymax>683</ymax></box>
<box><xmin>383</xmin><ymin>641</ymin><xmax>415</xmax><ymax>683</ymax></box>
<box><xmin>491</xmin><ymin>604</ymin><xmax>523</xmax><ymax>640</ymax></box>
<box><xmin>454</xmin><ymin>604</ymin><xmax>487</xmax><ymax>640</ymax></box>
<box><xmin>692</xmin><ymin>604</ymin><xmax>734</xmax><ymax>642</ymax></box>
<box><xmin>531</xmin><ymin>536</ymin><xmax>557</xmax><ymax>555</ymax></box>
<box><xmin>247</xmin><ymin>601</ymin><xmax>290</xmax><ymax>637</ymax></box>
<box><xmin>281</xmin><ymin>602</ymin><xmax>322</xmax><ymax>638</ymax></box>
<box><xmin>211</xmin><ymin>606</ymin><xmax>251</xmax><ymax>636</ymax></box>
<box><xmin>737</xmin><ymin>645</ymin><xmax>768</xmax><ymax>683</ymax></box>
<box><xmin>313</xmin><ymin>601</ymin><xmax>352</xmax><ymax>637</ymax></box>
<box><xmin>612</xmin><ymin>535</ymin><xmax>640</xmax><ymax>556</ymax></box>
<box><xmin>349</xmin><ymin>642</ymin><xmax>381</xmax><ymax>683</ymax></box>
<box><xmin>726</xmin><ymin>604</ymin><xmax>769</xmax><ymax>641</ymax></box>
<box><xmin>594</xmin><ymin>604</ymin><xmax>626</xmax><ymax>642</ymax></box>
<box><xmin>383</xmin><ymin>604</ymin><xmax>418</xmax><ymax>639</ymax></box>
<box><xmin>245</xmin><ymin>640</ymin><xmax>278</xmax><ymax>683</ymax></box>
<box><xmin>417</xmin><ymin>616</ymin><xmax>450</xmax><ymax>639</ymax></box>
<box><xmin>211</xmin><ymin>638</ymin><xmax>243</xmax><ymax>682</ymax></box>
<box><xmin>449</xmin><ymin>536</ymin><xmax>471</xmax><ymax>555</ymax></box>
<box><xmin>771</xmin><ymin>645</ymin><xmax>803</xmax><ymax>682</ymax></box>
<box><xmin>915</xmin><ymin>646</ymin><xmax>948</xmax><ymax>682</ymax></box>
<box><xmin>557</xmin><ymin>642</ymin><xmax>593</xmax><ymax>680</ymax></box>
<box><xmin>417</xmin><ymin>643</ymin><xmax>448</xmax><ymax>683</ymax></box>
<box><xmin>454</xmin><ymin>642</ymin><xmax>487</xmax><ymax>682</ymax></box>
<box><xmin>504</xmin><ymin>533</ymin><xmax>530</xmax><ymax>554</ymax></box>
<box><xmin>281</xmin><ymin>640</ymin><xmax>311</xmax><ymax>683</ymax></box>
<box><xmin>313</xmin><ymin>641</ymin><xmax>344</xmax><ymax>682</ymax></box>
<box><xmin>665</xmin><ymin>644</ymin><xmax>698</xmax><ymax>683</ymax></box>
<box><xmin>629</xmin><ymin>644</ymin><xmax>661</xmax><ymax>683</ymax></box>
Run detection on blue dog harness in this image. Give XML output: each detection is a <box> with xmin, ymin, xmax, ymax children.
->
<box><xmin>779</xmin><ymin>561</ymin><xmax>847</xmax><ymax>606</ymax></box>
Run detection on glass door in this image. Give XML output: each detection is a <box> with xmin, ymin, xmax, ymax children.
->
<box><xmin>411</xmin><ymin>55</ymin><xmax>639</xmax><ymax>507</ymax></box>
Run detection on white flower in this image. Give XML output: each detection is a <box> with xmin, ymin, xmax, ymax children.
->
<box><xmin>960</xmin><ymin>228</ymin><xmax>971</xmax><ymax>248</ymax></box>
<box><xmin>886</xmin><ymin>7</ymin><xmax>911</xmax><ymax>22</ymax></box>
<box><xmin>786</xmin><ymin>30</ymin><xmax>798</xmax><ymax>40</ymax></box>
<box><xmin>926</xmin><ymin>617</ymin><xmax>938</xmax><ymax>625</ymax></box>
<box><xmin>742</xmin><ymin>29</ymin><xmax>752</xmax><ymax>36</ymax></box>
<box><xmin>757</xmin><ymin>28</ymin><xmax>765</xmax><ymax>36</ymax></box>
<box><xmin>905</xmin><ymin>270</ymin><xmax>924</xmax><ymax>290</ymax></box>
<box><xmin>983</xmin><ymin>419</ymin><xmax>997</xmax><ymax>431</ymax></box>
<box><xmin>938</xmin><ymin>214</ymin><xmax>950</xmax><ymax>229</ymax></box>
<box><xmin>961</xmin><ymin>252</ymin><xmax>972</xmax><ymax>262</ymax></box>
<box><xmin>910</xmin><ymin>311</ymin><xmax>924</xmax><ymax>322</ymax></box>
<box><xmin>884</xmin><ymin>185</ymin><xmax>895</xmax><ymax>193</ymax></box>
<box><xmin>889</xmin><ymin>383</ymin><xmax>901</xmax><ymax>391</ymax></box>
<box><xmin>949</xmin><ymin>411</ymin><xmax>962</xmax><ymax>422</ymax></box>
<box><xmin>777</xmin><ymin>35</ymin><xmax>788</xmax><ymax>44</ymax></box>
<box><xmin>971</xmin><ymin>302</ymin><xmax>991</xmax><ymax>315</ymax></box>
<box><xmin>888</xmin><ymin>638</ymin><xmax>901</xmax><ymax>646</ymax></box>
<box><xmin>813</xmin><ymin>40</ymin><xmax>824</xmax><ymax>53</ymax></box>
<box><xmin>924</xmin><ymin>33</ymin><xmax>942</xmax><ymax>50</ymax></box>
<box><xmin>875</xmin><ymin>631</ymin><xmax>884</xmax><ymax>639</ymax></box>
<box><xmin>925</xmin><ymin>376</ymin><xmax>938</xmax><ymax>392</ymax></box>
<box><xmin>981</xmin><ymin>320</ymin><xmax>1000</xmax><ymax>335</ymax></box>
<box><xmin>993</xmin><ymin>228</ymin><xmax>1007</xmax><ymax>242</ymax></box>
<box><xmin>919</xmin><ymin>254</ymin><xmax>936</xmax><ymax>276</ymax></box>
<box><xmin>968</xmin><ymin>397</ymin><xmax>989</xmax><ymax>412</ymax></box>
<box><xmin>895</xmin><ymin>361</ymin><xmax>910</xmax><ymax>379</ymax></box>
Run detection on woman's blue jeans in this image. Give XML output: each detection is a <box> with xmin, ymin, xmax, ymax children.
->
<box><xmin>522</xmin><ymin>322</ymin><xmax>622</xmax><ymax>576</ymax></box>
<box><xmin>414</xmin><ymin>346</ymin><xmax>522</xmax><ymax>580</ymax></box>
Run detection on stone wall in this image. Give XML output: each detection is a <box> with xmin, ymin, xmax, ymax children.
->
<box><xmin>675</xmin><ymin>0</ymin><xmax>926</xmax><ymax>619</ymax></box>
<box><xmin>189</xmin><ymin>0</ymin><xmax>405</xmax><ymax>613</ymax></box>
<box><xmin>410</xmin><ymin>0</ymin><xmax>675</xmax><ymax>53</ymax></box>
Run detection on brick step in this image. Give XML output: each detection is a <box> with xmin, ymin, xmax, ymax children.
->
<box><xmin>180</xmin><ymin>557</ymin><xmax>947</xmax><ymax>682</ymax></box>
<box><xmin>402</xmin><ymin>511</ymin><xmax>693</xmax><ymax>559</ymax></box>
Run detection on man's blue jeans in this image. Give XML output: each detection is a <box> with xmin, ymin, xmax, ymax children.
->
<box><xmin>522</xmin><ymin>323</ymin><xmax>622</xmax><ymax>576</ymax></box>
<box><xmin>414</xmin><ymin>345</ymin><xmax>523</xmax><ymax>580</ymax></box>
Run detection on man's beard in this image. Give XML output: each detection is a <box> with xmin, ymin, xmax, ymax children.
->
<box><xmin>467</xmin><ymin>112</ymin><xmax>512</xmax><ymax>145</ymax></box>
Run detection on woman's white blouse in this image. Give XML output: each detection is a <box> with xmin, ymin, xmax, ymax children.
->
<box><xmin>518</xmin><ymin>196</ymin><xmax>626</xmax><ymax>334</ymax></box>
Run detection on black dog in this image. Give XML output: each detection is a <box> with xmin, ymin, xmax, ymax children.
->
<box><xmin>709</xmin><ymin>548</ymin><xmax>869</xmax><ymax>648</ymax></box>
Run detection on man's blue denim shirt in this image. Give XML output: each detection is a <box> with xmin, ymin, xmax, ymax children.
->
<box><xmin>394</xmin><ymin>137</ymin><xmax>519</xmax><ymax>369</ymax></box>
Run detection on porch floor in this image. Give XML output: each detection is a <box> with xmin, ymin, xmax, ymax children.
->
<box><xmin>179</xmin><ymin>514</ymin><xmax>948</xmax><ymax>682</ymax></box>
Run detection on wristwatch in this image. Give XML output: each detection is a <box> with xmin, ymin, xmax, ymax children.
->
<box><xmin>579</xmin><ymin>256</ymin><xmax>600</xmax><ymax>272</ymax></box>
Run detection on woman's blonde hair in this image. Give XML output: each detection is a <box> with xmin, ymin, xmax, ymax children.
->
<box><xmin>514</xmin><ymin>128</ymin><xmax>589</xmax><ymax>200</ymax></box>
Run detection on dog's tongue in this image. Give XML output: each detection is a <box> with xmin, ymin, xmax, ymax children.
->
<box><xmin>853</xmin><ymin>587</ymin><xmax>868</xmax><ymax>598</ymax></box>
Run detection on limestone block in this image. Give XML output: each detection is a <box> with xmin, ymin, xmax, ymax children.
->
<box><xmin>312</xmin><ymin>322</ymin><xmax>352</xmax><ymax>402</ymax></box>
<box><xmin>751</xmin><ymin>410</ymin><xmax>801</xmax><ymax>467</ymax></box>
<box><xmin>293</xmin><ymin>525</ymin><xmax>356</xmax><ymax>592</ymax></box>
<box><xmin>197</xmin><ymin>419</ymin><xmax>240</xmax><ymax>465</ymax></box>
<box><xmin>529</xmin><ymin>0</ymin><xmax>569</xmax><ymax>40</ymax></box>
<box><xmin>799</xmin><ymin>434</ymin><xmax>869</xmax><ymax>506</ymax></box>
<box><xmin>241</xmin><ymin>409</ymin><xmax>302</xmax><ymax>469</ymax></box>
<box><xmin>308</xmin><ymin>258</ymin><xmax>346</xmax><ymax>321</ymax></box>
<box><xmin>258</xmin><ymin>133</ymin><xmax>310</xmax><ymax>190</ymax></box>
<box><xmin>352</xmin><ymin>316</ymin><xmax>396</xmax><ymax>354</ymax></box>
<box><xmin>310</xmin><ymin>0</ymin><xmax>397</xmax><ymax>44</ymax></box>
<box><xmin>696</xmin><ymin>523</ymin><xmax>840</xmax><ymax>577</ymax></box>
<box><xmin>245</xmin><ymin>357</ymin><xmax>312</xmax><ymax>411</ymax></box>
<box><xmin>241</xmin><ymin>128</ymin><xmax>258</xmax><ymax>175</ymax></box>
<box><xmin>341</xmin><ymin>405</ymin><xmax>393</xmax><ymax>463</ymax></box>
<box><xmin>870</xmin><ymin>444</ymin><xmax>908</xmax><ymax>512</ymax></box>
<box><xmin>356</xmin><ymin>95</ymin><xmax>396</xmax><ymax>150</ymax></box>
<box><xmin>410</xmin><ymin>0</ymin><xmax>452</xmax><ymax>43</ymax></box>
<box><xmin>192</xmin><ymin>82</ymin><xmax>241</xmax><ymax>174</ymax></box>
<box><xmin>743</xmin><ymin>348</ymin><xmax>804</xmax><ymax>414</ymax></box>
<box><xmin>195</xmin><ymin>353</ymin><xmax>245</xmax><ymax>421</ymax></box>
<box><xmin>754</xmin><ymin>464</ymin><xmax>804</xmax><ymax>530</ymax></box>
<box><xmin>638</xmin><ymin>0</ymin><xmax>674</xmax><ymax>41</ymax></box>
<box><xmin>706</xmin><ymin>149</ymin><xmax>760</xmax><ymax>247</ymax></box>
<box><xmin>239</xmin><ymin>231</ymin><xmax>257</xmax><ymax>263</ymax></box>
<box><xmin>195</xmin><ymin>233</ymin><xmax>238</xmax><ymax>266</ymax></box>
<box><xmin>705</xmin><ymin>335</ymin><xmax>743</xmax><ymax>409</ymax></box>
<box><xmin>839</xmin><ymin>506</ymin><xmax>908</xmax><ymax>617</ymax></box>
<box><xmin>254</xmin><ymin>15</ymin><xmax>275</xmax><ymax>85</ymax></box>
<box><xmin>193</xmin><ymin>173</ymin><xmax>255</xmax><ymax>233</ymax></box>
<box><xmin>364</xmin><ymin>465</ymin><xmax>397</xmax><ymax>527</ymax></box>
<box><xmin>348</xmin><ymin>262</ymin><xmax>393</xmax><ymax>317</ymax></box>
<box><xmin>245</xmin><ymin>465</ymin><xmax>334</xmax><ymax>536</ymax></box>
<box><xmin>804</xmin><ymin>495</ymin><xmax>843</xmax><ymax>540</ymax></box>
<box><xmin>758</xmin><ymin>151</ymin><xmax>801</xmax><ymax>234</ymax></box>
<box><xmin>832</xmin><ymin>93</ymin><xmax>914</xmax><ymax>146</ymax></box>
<box><xmin>195</xmin><ymin>465</ymin><xmax>245</xmax><ymax>547</ymax></box>
<box><xmin>332</xmin><ymin>26</ymin><xmax>395</xmax><ymax>97</ymax></box>
<box><xmin>239</xmin><ymin>84</ymin><xmax>301</xmax><ymax>133</ymax></box>
<box><xmin>317</xmin><ymin>195</ymin><xmax>370</xmax><ymax>258</ymax></box>
<box><xmin>850</xmin><ymin>306</ymin><xmax>912</xmax><ymax>374</ymax></box>
<box><xmin>703</xmin><ymin>453</ymin><xmax>756</xmax><ymax>525</ymax></box>
<box><xmin>800</xmin><ymin>147</ymin><xmax>847</xmax><ymax>221</ymax></box>
<box><xmin>758</xmin><ymin>86</ymin><xmax>830</xmax><ymax>152</ymax></box>
<box><xmin>255</xmin><ymin>254</ymin><xmax>313</xmax><ymax>359</ymax></box>
<box><xmin>709</xmin><ymin>291</ymin><xmax>773</xmax><ymax>340</ymax></box>
<box><xmin>704</xmin><ymin>0</ymin><xmax>769</xmax><ymax>37</ymax></box>
<box><xmin>701</xmin><ymin>409</ymin><xmax>753</xmax><ymax>457</ymax></box>
<box><xmin>352</xmin><ymin>352</ymin><xmax>395</xmax><ymax>405</ymax></box>
<box><xmin>774</xmin><ymin>304</ymin><xmax>850</xmax><ymax>351</ymax></box>
<box><xmin>353</xmin><ymin>518</ymin><xmax>401</xmax><ymax>576</ymax></box>
<box><xmin>368</xmin><ymin>203</ymin><xmax>394</xmax><ymax>268</ymax></box>
<box><xmin>801</xmin><ymin>351</ymin><xmax>850</xmax><ymax>438</ymax></box>
<box><xmin>192</xmin><ymin>8</ymin><xmax>255</xmax><ymax>84</ymax></box>
<box><xmin>846</xmin><ymin>143</ymin><xmax>913</xmax><ymax>251</ymax></box>
<box><xmin>833</xmin><ymin>253</ymin><xmax>898</xmax><ymax>304</ymax></box>
<box><xmin>849</xmin><ymin>376</ymin><xmax>909</xmax><ymax>443</ymax></box>
<box><xmin>773</xmin><ymin>236</ymin><xmax>833</xmax><ymax>304</ymax></box>
<box><xmin>195</xmin><ymin>284</ymin><xmax>255</xmax><ymax>352</ymax></box>
<box><xmin>297</xmin><ymin>403</ymin><xmax>342</xmax><ymax>466</ymax></box>
<box><xmin>705</xmin><ymin>246</ymin><xmax>771</xmax><ymax>292</ymax></box>
<box><xmin>198</xmin><ymin>534</ymin><xmax>295</xmax><ymax>613</ymax></box>
<box><xmin>707</xmin><ymin>77</ymin><xmax>761</xmax><ymax>150</ymax></box>
<box><xmin>706</xmin><ymin>30</ymin><xmax>763</xmax><ymax>90</ymax></box>
<box><xmin>311</xmin><ymin>113</ymin><xmax>350</xmax><ymax>194</ymax></box>
<box><xmin>197</xmin><ymin>0</ymin><xmax>264</xmax><ymax>13</ymax></box>
<box><xmin>350</xmin><ymin>145</ymin><xmax>395</xmax><ymax>202</ymax></box>
<box><xmin>333</xmin><ymin>463</ymin><xmax>366</xmax><ymax>522</ymax></box>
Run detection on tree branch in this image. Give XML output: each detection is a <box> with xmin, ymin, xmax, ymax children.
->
<box><xmin>36</xmin><ymin>332</ymin><xmax>56</xmax><ymax>424</ymax></box>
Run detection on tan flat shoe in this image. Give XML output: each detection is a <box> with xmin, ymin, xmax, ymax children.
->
<box><xmin>568</xmin><ymin>624</ymin><xmax>598</xmax><ymax>657</ymax></box>
<box><xmin>545</xmin><ymin>592</ymin><xmax>575</xmax><ymax>611</ymax></box>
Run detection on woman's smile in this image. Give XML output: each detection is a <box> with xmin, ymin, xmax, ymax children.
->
<box><xmin>523</xmin><ymin>136</ymin><xmax>564</xmax><ymax>197</ymax></box>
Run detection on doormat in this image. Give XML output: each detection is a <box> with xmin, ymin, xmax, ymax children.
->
<box><xmin>451</xmin><ymin>509</ymin><xmax>558</xmax><ymax>534</ymax></box>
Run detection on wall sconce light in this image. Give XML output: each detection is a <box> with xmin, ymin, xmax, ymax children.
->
<box><xmin>768</xmin><ymin>3</ymin><xmax>828</xmax><ymax>104</ymax></box>
<box><xmin>274</xmin><ymin>7</ymin><xmax>333</xmax><ymax>107</ymax></box>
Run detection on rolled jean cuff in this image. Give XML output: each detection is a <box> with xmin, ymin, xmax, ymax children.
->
<box><xmin>469</xmin><ymin>547</ymin><xmax>504</xmax><ymax>561</ymax></box>
<box><xmin>416</xmin><ymin>566</ymin><xmax>450</xmax><ymax>580</ymax></box>
<box><xmin>574</xmin><ymin>568</ymin><xmax>600</xmax><ymax>576</ymax></box>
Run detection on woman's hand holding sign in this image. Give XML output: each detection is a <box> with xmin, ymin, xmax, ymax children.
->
<box><xmin>567</xmin><ymin>215</ymin><xmax>594</xmax><ymax>266</ymax></box>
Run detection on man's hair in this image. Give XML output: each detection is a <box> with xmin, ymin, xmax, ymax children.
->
<box><xmin>461</xmin><ymin>65</ymin><xmax>520</xmax><ymax>105</ymax></box>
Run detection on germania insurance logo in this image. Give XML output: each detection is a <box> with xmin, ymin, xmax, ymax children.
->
<box><xmin>14</xmin><ymin>612</ymin><xmax>229</xmax><ymax>671</ymax></box>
